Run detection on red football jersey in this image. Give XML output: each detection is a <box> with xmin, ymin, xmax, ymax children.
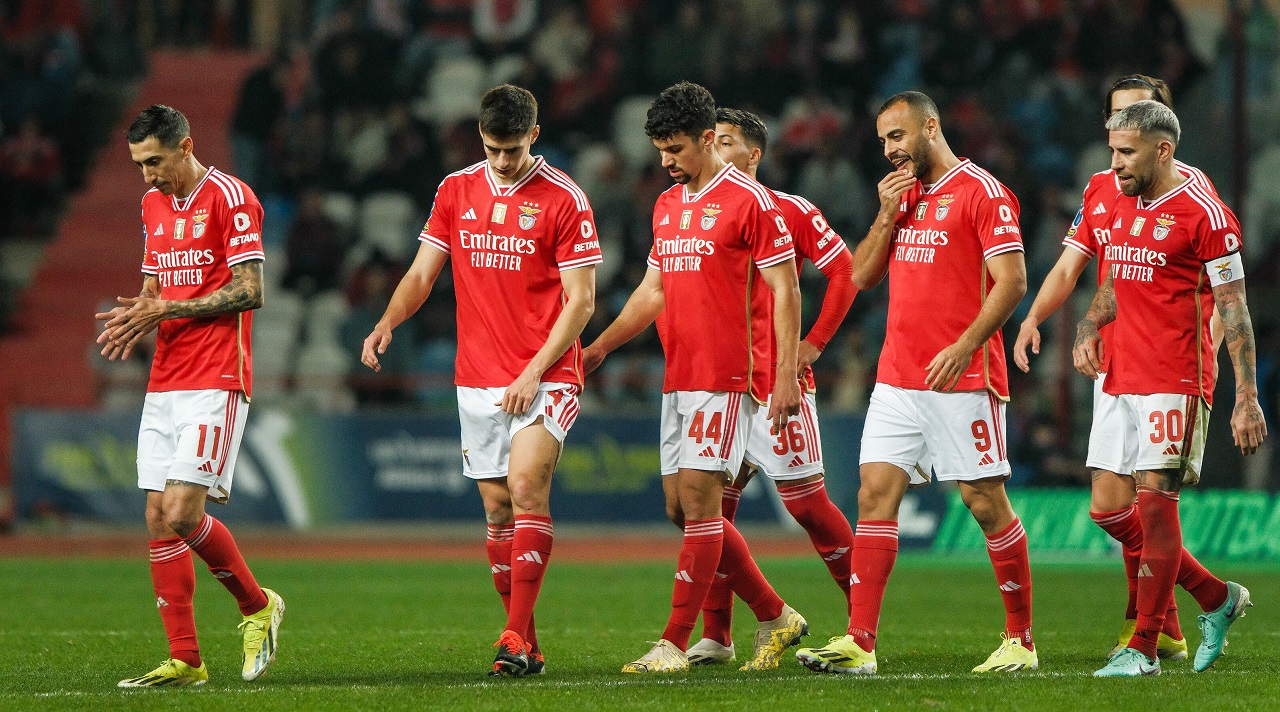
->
<box><xmin>420</xmin><ymin>157</ymin><xmax>602</xmax><ymax>388</ymax></box>
<box><xmin>647</xmin><ymin>163</ymin><xmax>795</xmax><ymax>398</ymax></box>
<box><xmin>1061</xmin><ymin>161</ymin><xmax>1216</xmax><ymax>371</ymax></box>
<box><xmin>1101</xmin><ymin>176</ymin><xmax>1241</xmax><ymax>405</ymax></box>
<box><xmin>881</xmin><ymin>159</ymin><xmax>1023</xmax><ymax>397</ymax></box>
<box><xmin>772</xmin><ymin>190</ymin><xmax>850</xmax><ymax>392</ymax></box>
<box><xmin>140</xmin><ymin>167</ymin><xmax>263</xmax><ymax>396</ymax></box>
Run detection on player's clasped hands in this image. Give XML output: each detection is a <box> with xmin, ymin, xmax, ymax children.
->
<box><xmin>95</xmin><ymin>296</ymin><xmax>166</xmax><ymax>361</ymax></box>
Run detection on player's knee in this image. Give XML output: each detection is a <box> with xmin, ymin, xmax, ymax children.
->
<box><xmin>163</xmin><ymin>509</ymin><xmax>202</xmax><ymax>539</ymax></box>
<box><xmin>666</xmin><ymin>502</ymin><xmax>685</xmax><ymax>528</ymax></box>
<box><xmin>144</xmin><ymin>502</ymin><xmax>170</xmax><ymax>537</ymax></box>
<box><xmin>856</xmin><ymin>485</ymin><xmax>897</xmax><ymax>520</ymax></box>
<box><xmin>508</xmin><ymin>480</ymin><xmax>548</xmax><ymax>515</ymax></box>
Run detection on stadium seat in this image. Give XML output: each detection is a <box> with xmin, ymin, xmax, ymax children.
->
<box><xmin>357</xmin><ymin>192</ymin><xmax>420</xmax><ymax>261</ymax></box>
<box><xmin>421</xmin><ymin>55</ymin><xmax>486</xmax><ymax>126</ymax></box>
<box><xmin>613</xmin><ymin>95</ymin><xmax>658</xmax><ymax>170</ymax></box>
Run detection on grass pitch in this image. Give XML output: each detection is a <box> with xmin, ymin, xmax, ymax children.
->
<box><xmin>2</xmin><ymin>553</ymin><xmax>1276</xmax><ymax>711</ymax></box>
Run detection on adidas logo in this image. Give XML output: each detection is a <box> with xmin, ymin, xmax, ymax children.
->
<box><xmin>1092</xmin><ymin>202</ymin><xmax>1106</xmax><ymax>215</ymax></box>
<box><xmin>698</xmin><ymin>446</ymin><xmax>716</xmax><ymax>458</ymax></box>
<box><xmin>461</xmin><ymin>208</ymin><xmax>477</xmax><ymax>220</ymax></box>
<box><xmin>1137</xmin><ymin>564</ymin><xmax>1153</xmax><ymax>578</ymax></box>
<box><xmin>1113</xmin><ymin>216</ymin><xmax>1123</xmax><ymax>229</ymax></box>
<box><xmin>516</xmin><ymin>551</ymin><xmax>544</xmax><ymax>565</ymax></box>
<box><xmin>850</xmin><ymin>573</ymin><xmax>861</xmax><ymax>585</ymax></box>
<box><xmin>198</xmin><ymin>461</ymin><xmax>215</xmax><ymax>474</ymax></box>
<box><xmin>491</xmin><ymin>563</ymin><xmax>511</xmax><ymax>574</ymax></box>
<box><xmin>154</xmin><ymin>224</ymin><xmax>164</xmax><ymax>235</ymax></box>
<box><xmin>788</xmin><ymin>455</ymin><xmax>805</xmax><ymax>468</ymax></box>
<box><xmin>156</xmin><ymin>596</ymin><xmax>169</xmax><ymax>608</ymax></box>
<box><xmin>659</xmin><ymin>214</ymin><xmax>670</xmax><ymax>226</ymax></box>
<box><xmin>675</xmin><ymin>570</ymin><xmax>694</xmax><ymax>583</ymax></box>
<box><xmin>978</xmin><ymin>453</ymin><xmax>995</xmax><ymax>467</ymax></box>
<box><xmin>1162</xmin><ymin>443</ymin><xmax>1181</xmax><ymax>456</ymax></box>
<box><xmin>998</xmin><ymin>580</ymin><xmax>1022</xmax><ymax>592</ymax></box>
<box><xmin>823</xmin><ymin>547</ymin><xmax>850</xmax><ymax>562</ymax></box>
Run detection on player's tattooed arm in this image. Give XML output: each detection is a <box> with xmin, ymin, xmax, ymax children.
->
<box><xmin>1072</xmin><ymin>273</ymin><xmax>1115</xmax><ymax>379</ymax></box>
<box><xmin>96</xmin><ymin>260</ymin><xmax>264</xmax><ymax>361</ymax></box>
<box><xmin>164</xmin><ymin>260</ymin><xmax>265</xmax><ymax>318</ymax></box>
<box><xmin>1213</xmin><ymin>278</ymin><xmax>1267</xmax><ymax>454</ymax></box>
<box><xmin>139</xmin><ymin>275</ymin><xmax>160</xmax><ymax>299</ymax></box>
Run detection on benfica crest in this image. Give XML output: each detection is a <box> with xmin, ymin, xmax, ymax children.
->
<box><xmin>701</xmin><ymin>206</ymin><xmax>721</xmax><ymax>230</ymax></box>
<box><xmin>1152</xmin><ymin>217</ymin><xmax>1175</xmax><ymax>241</ymax></box>
<box><xmin>935</xmin><ymin>198</ymin><xmax>955</xmax><ymax>220</ymax></box>
<box><xmin>518</xmin><ymin>205</ymin><xmax>541</xmax><ymax>230</ymax></box>
<box><xmin>192</xmin><ymin>213</ymin><xmax>208</xmax><ymax>239</ymax></box>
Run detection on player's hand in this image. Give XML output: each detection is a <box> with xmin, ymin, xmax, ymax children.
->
<box><xmin>1013</xmin><ymin>318</ymin><xmax>1041</xmax><ymax>373</ymax></box>
<box><xmin>582</xmin><ymin>344</ymin><xmax>606</xmax><ymax>375</ymax></box>
<box><xmin>925</xmin><ymin>338</ymin><xmax>976</xmax><ymax>391</ymax></box>
<box><xmin>797</xmin><ymin>340</ymin><xmax>822</xmax><ymax>371</ymax></box>
<box><xmin>361</xmin><ymin>324</ymin><xmax>393</xmax><ymax>372</ymax></box>
<box><xmin>769</xmin><ymin>375</ymin><xmax>802</xmax><ymax>433</ymax></box>
<box><xmin>96</xmin><ymin>297</ymin><xmax>166</xmax><ymax>361</ymax></box>
<box><xmin>498</xmin><ymin>370</ymin><xmax>540</xmax><ymax>415</ymax></box>
<box><xmin>877</xmin><ymin>169</ymin><xmax>916</xmax><ymax>217</ymax></box>
<box><xmin>1231</xmin><ymin>395</ymin><xmax>1268</xmax><ymax>455</ymax></box>
<box><xmin>1072</xmin><ymin>320</ymin><xmax>1104</xmax><ymax>380</ymax></box>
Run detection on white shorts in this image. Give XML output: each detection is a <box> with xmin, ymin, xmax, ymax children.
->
<box><xmin>137</xmin><ymin>389</ymin><xmax>250</xmax><ymax>503</ymax></box>
<box><xmin>744</xmin><ymin>392</ymin><xmax>824</xmax><ymax>480</ymax></box>
<box><xmin>859</xmin><ymin>383</ymin><xmax>1011</xmax><ymax>485</ymax></box>
<box><xmin>1085</xmin><ymin>382</ymin><xmax>1209</xmax><ymax>485</ymax></box>
<box><xmin>457</xmin><ymin>383</ymin><xmax>580</xmax><ymax>479</ymax></box>
<box><xmin>660</xmin><ymin>391</ymin><xmax>755</xmax><ymax>477</ymax></box>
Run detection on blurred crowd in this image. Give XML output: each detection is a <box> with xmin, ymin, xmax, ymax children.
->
<box><xmin>7</xmin><ymin>0</ymin><xmax>1280</xmax><ymax>486</ymax></box>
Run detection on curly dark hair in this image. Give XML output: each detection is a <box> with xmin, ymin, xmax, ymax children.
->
<box><xmin>645</xmin><ymin>81</ymin><xmax>716</xmax><ymax>141</ymax></box>
<box><xmin>126</xmin><ymin>105</ymin><xmax>190</xmax><ymax>147</ymax></box>
<box><xmin>479</xmin><ymin>84</ymin><xmax>538</xmax><ymax>139</ymax></box>
<box><xmin>716</xmin><ymin>107</ymin><xmax>768</xmax><ymax>154</ymax></box>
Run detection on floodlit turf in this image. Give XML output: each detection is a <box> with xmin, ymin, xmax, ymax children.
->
<box><xmin>2</xmin><ymin>554</ymin><xmax>1276</xmax><ymax>711</ymax></box>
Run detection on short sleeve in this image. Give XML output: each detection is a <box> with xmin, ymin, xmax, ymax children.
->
<box><xmin>225</xmin><ymin>191</ymin><xmax>265</xmax><ymax>267</ymax></box>
<box><xmin>1193</xmin><ymin>200</ymin><xmax>1243</xmax><ymax>264</ymax></box>
<box><xmin>140</xmin><ymin>203</ymin><xmax>158</xmax><ymax>274</ymax></box>
<box><xmin>554</xmin><ymin>198</ymin><xmax>603</xmax><ymax>271</ymax></box>
<box><xmin>1062</xmin><ymin>203</ymin><xmax>1097</xmax><ymax>258</ymax></box>
<box><xmin>973</xmin><ymin>188</ymin><xmax>1023</xmax><ymax>261</ymax></box>
<box><xmin>748</xmin><ymin>197</ymin><xmax>795</xmax><ymax>269</ymax></box>
<box><xmin>783</xmin><ymin>196</ymin><xmax>847</xmax><ymax>271</ymax></box>
<box><xmin>419</xmin><ymin>179</ymin><xmax>452</xmax><ymax>253</ymax></box>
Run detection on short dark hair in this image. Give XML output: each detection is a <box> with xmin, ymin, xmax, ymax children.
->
<box><xmin>126</xmin><ymin>105</ymin><xmax>190</xmax><ymax>147</ymax></box>
<box><xmin>877</xmin><ymin>91</ymin><xmax>940</xmax><ymax>122</ymax></box>
<box><xmin>716</xmin><ymin>107</ymin><xmax>768</xmax><ymax>154</ymax></box>
<box><xmin>645</xmin><ymin>81</ymin><xmax>716</xmax><ymax>141</ymax></box>
<box><xmin>479</xmin><ymin>84</ymin><xmax>538</xmax><ymax>139</ymax></box>
<box><xmin>1104</xmin><ymin>74</ymin><xmax>1173</xmax><ymax>120</ymax></box>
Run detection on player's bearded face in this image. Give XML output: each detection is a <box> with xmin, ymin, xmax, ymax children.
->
<box><xmin>655</xmin><ymin>133</ymin><xmax>706</xmax><ymax>185</ymax></box>
<box><xmin>128</xmin><ymin>136</ymin><xmax>186</xmax><ymax>195</ymax></box>
<box><xmin>886</xmin><ymin>131</ymin><xmax>930</xmax><ymax>179</ymax></box>
<box><xmin>1109</xmin><ymin>129</ymin><xmax>1156</xmax><ymax>197</ymax></box>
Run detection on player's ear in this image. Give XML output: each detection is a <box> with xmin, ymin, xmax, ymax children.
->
<box><xmin>528</xmin><ymin>125</ymin><xmax>540</xmax><ymax>145</ymax></box>
<box><xmin>700</xmin><ymin>128</ymin><xmax>716</xmax><ymax>148</ymax></box>
<box><xmin>179</xmin><ymin>136</ymin><xmax>193</xmax><ymax>157</ymax></box>
<box><xmin>749</xmin><ymin>146</ymin><xmax>762</xmax><ymax>168</ymax></box>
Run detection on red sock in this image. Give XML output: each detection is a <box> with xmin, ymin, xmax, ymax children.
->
<box><xmin>662</xmin><ymin>518</ymin><xmax>724</xmax><ymax>650</ymax></box>
<box><xmin>720</xmin><ymin>519</ymin><xmax>784</xmax><ymax>622</ymax></box>
<box><xmin>183</xmin><ymin>514</ymin><xmax>268</xmax><ymax>615</ymax></box>
<box><xmin>985</xmin><ymin>518</ymin><xmax>1034</xmax><ymax>650</ymax></box>
<box><xmin>485</xmin><ymin>523</ymin><xmax>514</xmax><ymax>612</ymax></box>
<box><xmin>1132</xmin><ymin>489</ymin><xmax>1182</xmax><ymax>660</ymax></box>
<box><xmin>1091</xmin><ymin>506</ymin><xmax>1143</xmax><ymax>620</ymax></box>
<box><xmin>846</xmin><ymin>520</ymin><xmax>898</xmax><ymax>653</ymax></box>
<box><xmin>779</xmin><ymin>479</ymin><xmax>854</xmax><ymax>605</ymax></box>
<box><xmin>505</xmin><ymin>515</ymin><xmax>553</xmax><ymax>644</ymax></box>
<box><xmin>721</xmin><ymin>483</ymin><xmax>744</xmax><ymax>522</ymax></box>
<box><xmin>150</xmin><ymin>537</ymin><xmax>200</xmax><ymax>668</ymax></box>
<box><xmin>1176</xmin><ymin>548</ymin><xmax>1229</xmax><ymax>613</ymax></box>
